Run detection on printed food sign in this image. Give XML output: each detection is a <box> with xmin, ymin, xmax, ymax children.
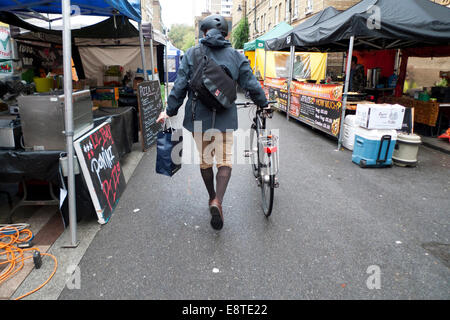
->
<box><xmin>264</xmin><ymin>77</ymin><xmax>289</xmax><ymax>112</ymax></box>
<box><xmin>74</xmin><ymin>122</ymin><xmax>126</xmax><ymax>224</ymax></box>
<box><xmin>16</xmin><ymin>40</ymin><xmax>63</xmax><ymax>70</ymax></box>
<box><xmin>265</xmin><ymin>77</ymin><xmax>343</xmax><ymax>137</ymax></box>
<box><xmin>0</xmin><ymin>26</ymin><xmax>13</xmax><ymax>74</ymax></box>
<box><xmin>290</xmin><ymin>82</ymin><xmax>343</xmax><ymax>137</ymax></box>
<box><xmin>0</xmin><ymin>26</ymin><xmax>11</xmax><ymax>60</ymax></box>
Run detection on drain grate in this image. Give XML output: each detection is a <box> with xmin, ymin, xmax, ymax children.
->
<box><xmin>422</xmin><ymin>242</ymin><xmax>450</xmax><ymax>268</ymax></box>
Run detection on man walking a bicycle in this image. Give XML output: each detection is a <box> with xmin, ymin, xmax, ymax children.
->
<box><xmin>156</xmin><ymin>14</ymin><xmax>268</xmax><ymax>230</ymax></box>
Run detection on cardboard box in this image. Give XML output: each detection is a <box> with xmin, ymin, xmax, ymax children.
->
<box><xmin>356</xmin><ymin>104</ymin><xmax>405</xmax><ymax>130</ymax></box>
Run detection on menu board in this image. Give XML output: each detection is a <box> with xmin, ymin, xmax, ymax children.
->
<box><xmin>265</xmin><ymin>77</ymin><xmax>344</xmax><ymax>137</ymax></box>
<box><xmin>264</xmin><ymin>77</ymin><xmax>289</xmax><ymax>112</ymax></box>
<box><xmin>290</xmin><ymin>82</ymin><xmax>344</xmax><ymax>137</ymax></box>
<box><xmin>137</xmin><ymin>80</ymin><xmax>164</xmax><ymax>151</ymax></box>
<box><xmin>74</xmin><ymin>122</ymin><xmax>126</xmax><ymax>224</ymax></box>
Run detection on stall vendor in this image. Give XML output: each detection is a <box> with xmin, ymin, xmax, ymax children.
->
<box><xmin>294</xmin><ymin>56</ymin><xmax>311</xmax><ymax>79</ymax></box>
<box><xmin>403</xmin><ymin>67</ymin><xmax>418</xmax><ymax>94</ymax></box>
<box><xmin>349</xmin><ymin>56</ymin><xmax>365</xmax><ymax>92</ymax></box>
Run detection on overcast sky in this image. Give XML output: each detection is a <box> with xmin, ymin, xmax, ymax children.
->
<box><xmin>160</xmin><ymin>0</ymin><xmax>205</xmax><ymax>28</ymax></box>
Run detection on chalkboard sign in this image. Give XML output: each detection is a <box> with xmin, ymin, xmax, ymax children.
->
<box><xmin>137</xmin><ymin>80</ymin><xmax>164</xmax><ymax>151</ymax></box>
<box><xmin>74</xmin><ymin>122</ymin><xmax>126</xmax><ymax>224</ymax></box>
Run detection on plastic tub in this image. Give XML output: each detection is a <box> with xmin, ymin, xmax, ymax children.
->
<box><xmin>342</xmin><ymin>115</ymin><xmax>357</xmax><ymax>151</ymax></box>
<box><xmin>33</xmin><ymin>77</ymin><xmax>54</xmax><ymax>92</ymax></box>
<box><xmin>392</xmin><ymin>133</ymin><xmax>421</xmax><ymax>167</ymax></box>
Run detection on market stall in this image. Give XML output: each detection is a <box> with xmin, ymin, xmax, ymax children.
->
<box><xmin>265</xmin><ymin>0</ymin><xmax>450</xmax><ymax>148</ymax></box>
<box><xmin>244</xmin><ymin>21</ymin><xmax>292</xmax><ymax>79</ymax></box>
<box><xmin>165</xmin><ymin>41</ymin><xmax>183</xmax><ymax>83</ymax></box>
<box><xmin>0</xmin><ymin>0</ymin><xmax>144</xmax><ymax>247</ymax></box>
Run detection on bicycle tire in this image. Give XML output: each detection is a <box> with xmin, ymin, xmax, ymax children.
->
<box><xmin>260</xmin><ymin>174</ymin><xmax>274</xmax><ymax>217</ymax></box>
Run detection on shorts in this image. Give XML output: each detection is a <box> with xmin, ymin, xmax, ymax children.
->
<box><xmin>192</xmin><ymin>131</ymin><xmax>233</xmax><ymax>169</ymax></box>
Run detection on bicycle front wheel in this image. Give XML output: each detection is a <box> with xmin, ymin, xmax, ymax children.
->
<box><xmin>260</xmin><ymin>174</ymin><xmax>274</xmax><ymax>217</ymax></box>
<box><xmin>249</xmin><ymin>125</ymin><xmax>259</xmax><ymax>178</ymax></box>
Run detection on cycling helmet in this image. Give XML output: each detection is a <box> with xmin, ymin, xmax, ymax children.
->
<box><xmin>200</xmin><ymin>14</ymin><xmax>228</xmax><ymax>37</ymax></box>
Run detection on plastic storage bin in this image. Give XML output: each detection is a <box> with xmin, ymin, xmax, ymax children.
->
<box><xmin>342</xmin><ymin>115</ymin><xmax>358</xmax><ymax>151</ymax></box>
<box><xmin>352</xmin><ymin>127</ymin><xmax>397</xmax><ymax>168</ymax></box>
<box><xmin>33</xmin><ymin>77</ymin><xmax>53</xmax><ymax>92</ymax></box>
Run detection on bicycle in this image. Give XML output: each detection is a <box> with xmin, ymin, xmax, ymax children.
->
<box><xmin>236</xmin><ymin>100</ymin><xmax>279</xmax><ymax>217</ymax></box>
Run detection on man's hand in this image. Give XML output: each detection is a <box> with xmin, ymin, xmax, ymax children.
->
<box><xmin>156</xmin><ymin>111</ymin><xmax>169</xmax><ymax>123</ymax></box>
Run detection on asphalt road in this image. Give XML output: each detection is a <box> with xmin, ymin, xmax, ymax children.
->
<box><xmin>59</xmin><ymin>95</ymin><xmax>450</xmax><ymax>300</ymax></box>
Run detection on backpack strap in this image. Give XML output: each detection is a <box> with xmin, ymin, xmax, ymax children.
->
<box><xmin>191</xmin><ymin>45</ymin><xmax>203</xmax><ymax>122</ymax></box>
<box><xmin>190</xmin><ymin>43</ymin><xmax>217</xmax><ymax>129</ymax></box>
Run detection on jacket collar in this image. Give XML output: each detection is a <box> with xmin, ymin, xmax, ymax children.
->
<box><xmin>200</xmin><ymin>29</ymin><xmax>231</xmax><ymax>48</ymax></box>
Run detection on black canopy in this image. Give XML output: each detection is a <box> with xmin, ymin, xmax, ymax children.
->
<box><xmin>266</xmin><ymin>0</ymin><xmax>450</xmax><ymax>52</ymax></box>
<box><xmin>266</xmin><ymin>6</ymin><xmax>340</xmax><ymax>52</ymax></box>
<box><xmin>0</xmin><ymin>12</ymin><xmax>140</xmax><ymax>42</ymax></box>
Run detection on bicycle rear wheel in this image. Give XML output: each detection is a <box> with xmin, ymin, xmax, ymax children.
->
<box><xmin>260</xmin><ymin>174</ymin><xmax>274</xmax><ymax>217</ymax></box>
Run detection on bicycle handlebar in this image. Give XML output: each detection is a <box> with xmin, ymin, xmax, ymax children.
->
<box><xmin>236</xmin><ymin>100</ymin><xmax>277</xmax><ymax>108</ymax></box>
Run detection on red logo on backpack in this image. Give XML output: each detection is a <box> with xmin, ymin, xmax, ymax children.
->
<box><xmin>215</xmin><ymin>89</ymin><xmax>220</xmax><ymax>97</ymax></box>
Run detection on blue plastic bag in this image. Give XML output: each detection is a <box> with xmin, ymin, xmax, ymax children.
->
<box><xmin>156</xmin><ymin>125</ymin><xmax>183</xmax><ymax>177</ymax></box>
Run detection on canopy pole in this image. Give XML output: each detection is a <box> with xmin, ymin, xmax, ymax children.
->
<box><xmin>149</xmin><ymin>26</ymin><xmax>155</xmax><ymax>81</ymax></box>
<box><xmin>286</xmin><ymin>45</ymin><xmax>295</xmax><ymax>120</ymax></box>
<box><xmin>139</xmin><ymin>22</ymin><xmax>148</xmax><ymax>81</ymax></box>
<box><xmin>165</xmin><ymin>39</ymin><xmax>169</xmax><ymax>103</ymax></box>
<box><xmin>263</xmin><ymin>47</ymin><xmax>267</xmax><ymax>86</ymax></box>
<box><xmin>254</xmin><ymin>47</ymin><xmax>257</xmax><ymax>76</ymax></box>
<box><xmin>62</xmin><ymin>0</ymin><xmax>78</xmax><ymax>248</ymax></box>
<box><xmin>337</xmin><ymin>35</ymin><xmax>354</xmax><ymax>151</ymax></box>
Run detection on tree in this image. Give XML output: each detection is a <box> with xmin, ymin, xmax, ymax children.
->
<box><xmin>168</xmin><ymin>24</ymin><xmax>195</xmax><ymax>51</ymax></box>
<box><xmin>231</xmin><ymin>16</ymin><xmax>249</xmax><ymax>49</ymax></box>
<box><xmin>181</xmin><ymin>33</ymin><xmax>195</xmax><ymax>52</ymax></box>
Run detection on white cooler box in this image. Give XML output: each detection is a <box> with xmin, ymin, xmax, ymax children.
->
<box><xmin>342</xmin><ymin>115</ymin><xmax>358</xmax><ymax>151</ymax></box>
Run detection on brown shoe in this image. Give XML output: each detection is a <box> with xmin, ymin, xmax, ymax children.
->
<box><xmin>209</xmin><ymin>199</ymin><xmax>224</xmax><ymax>230</ymax></box>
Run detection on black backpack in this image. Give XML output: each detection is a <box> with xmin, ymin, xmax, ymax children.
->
<box><xmin>189</xmin><ymin>44</ymin><xmax>237</xmax><ymax>127</ymax></box>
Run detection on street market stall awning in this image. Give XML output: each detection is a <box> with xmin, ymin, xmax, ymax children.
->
<box><xmin>265</xmin><ymin>6</ymin><xmax>340</xmax><ymax>53</ymax></box>
<box><xmin>0</xmin><ymin>0</ymin><xmax>141</xmax><ymax>22</ymax></box>
<box><xmin>0</xmin><ymin>0</ymin><xmax>143</xmax><ymax>247</ymax></box>
<box><xmin>244</xmin><ymin>21</ymin><xmax>293</xmax><ymax>51</ymax></box>
<box><xmin>266</xmin><ymin>0</ymin><xmax>450</xmax><ymax>52</ymax></box>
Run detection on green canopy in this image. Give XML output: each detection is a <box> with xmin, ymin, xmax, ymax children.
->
<box><xmin>244</xmin><ymin>21</ymin><xmax>293</xmax><ymax>52</ymax></box>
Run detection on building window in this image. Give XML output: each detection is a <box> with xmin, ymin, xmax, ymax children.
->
<box><xmin>306</xmin><ymin>0</ymin><xmax>313</xmax><ymax>14</ymax></box>
<box><xmin>285</xmin><ymin>0</ymin><xmax>289</xmax><ymax>21</ymax></box>
<box><xmin>293</xmin><ymin>0</ymin><xmax>298</xmax><ymax>19</ymax></box>
<box><xmin>275</xmin><ymin>5</ymin><xmax>279</xmax><ymax>24</ymax></box>
<box><xmin>263</xmin><ymin>13</ymin><xmax>266</xmax><ymax>32</ymax></box>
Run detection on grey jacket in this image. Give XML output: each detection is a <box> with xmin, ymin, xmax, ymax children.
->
<box><xmin>166</xmin><ymin>29</ymin><xmax>268</xmax><ymax>132</ymax></box>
